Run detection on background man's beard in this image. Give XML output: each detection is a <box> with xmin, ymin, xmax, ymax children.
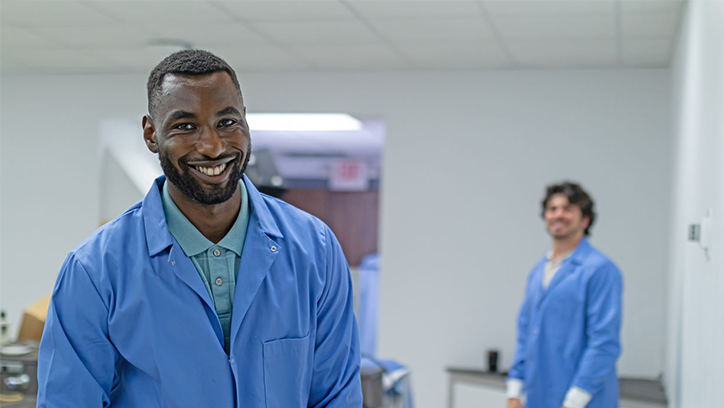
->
<box><xmin>159</xmin><ymin>150</ymin><xmax>248</xmax><ymax>205</ymax></box>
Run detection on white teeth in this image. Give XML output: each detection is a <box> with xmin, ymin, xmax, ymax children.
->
<box><xmin>196</xmin><ymin>163</ymin><xmax>226</xmax><ymax>176</ymax></box>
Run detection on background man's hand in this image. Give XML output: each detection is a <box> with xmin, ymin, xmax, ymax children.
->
<box><xmin>507</xmin><ymin>398</ymin><xmax>523</xmax><ymax>408</ymax></box>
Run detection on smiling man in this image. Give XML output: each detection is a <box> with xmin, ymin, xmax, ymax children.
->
<box><xmin>506</xmin><ymin>182</ymin><xmax>623</xmax><ymax>408</ymax></box>
<box><xmin>37</xmin><ymin>50</ymin><xmax>362</xmax><ymax>407</ymax></box>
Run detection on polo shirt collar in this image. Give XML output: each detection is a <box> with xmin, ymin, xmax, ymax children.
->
<box><xmin>161</xmin><ymin>179</ymin><xmax>249</xmax><ymax>257</ymax></box>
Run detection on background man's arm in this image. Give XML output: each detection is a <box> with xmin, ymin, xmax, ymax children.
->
<box><xmin>506</xmin><ymin>273</ymin><xmax>534</xmax><ymax>404</ymax></box>
<box><xmin>307</xmin><ymin>227</ymin><xmax>363</xmax><ymax>407</ymax></box>
<box><xmin>37</xmin><ymin>254</ymin><xmax>119</xmax><ymax>407</ymax></box>
<box><xmin>567</xmin><ymin>263</ymin><xmax>623</xmax><ymax>407</ymax></box>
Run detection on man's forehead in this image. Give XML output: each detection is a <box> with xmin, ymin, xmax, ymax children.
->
<box><xmin>156</xmin><ymin>72</ymin><xmax>241</xmax><ymax>115</ymax></box>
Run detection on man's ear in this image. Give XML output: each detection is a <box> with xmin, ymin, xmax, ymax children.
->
<box><xmin>582</xmin><ymin>215</ymin><xmax>591</xmax><ymax>230</ymax></box>
<box><xmin>142</xmin><ymin>115</ymin><xmax>158</xmax><ymax>153</ymax></box>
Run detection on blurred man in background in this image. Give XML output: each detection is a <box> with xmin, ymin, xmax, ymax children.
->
<box><xmin>507</xmin><ymin>182</ymin><xmax>623</xmax><ymax>408</ymax></box>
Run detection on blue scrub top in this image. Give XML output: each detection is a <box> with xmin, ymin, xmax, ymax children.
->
<box><xmin>37</xmin><ymin>175</ymin><xmax>362</xmax><ymax>407</ymax></box>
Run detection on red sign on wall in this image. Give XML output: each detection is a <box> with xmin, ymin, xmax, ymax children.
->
<box><xmin>329</xmin><ymin>160</ymin><xmax>369</xmax><ymax>191</ymax></box>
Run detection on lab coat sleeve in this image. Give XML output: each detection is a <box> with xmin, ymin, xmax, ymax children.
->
<box><xmin>307</xmin><ymin>227</ymin><xmax>363</xmax><ymax>408</ymax></box>
<box><xmin>508</xmin><ymin>272</ymin><xmax>534</xmax><ymax>383</ymax></box>
<box><xmin>571</xmin><ymin>262</ymin><xmax>623</xmax><ymax>395</ymax></box>
<box><xmin>37</xmin><ymin>254</ymin><xmax>119</xmax><ymax>407</ymax></box>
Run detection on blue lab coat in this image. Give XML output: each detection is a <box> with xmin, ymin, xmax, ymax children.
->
<box><xmin>37</xmin><ymin>175</ymin><xmax>362</xmax><ymax>408</ymax></box>
<box><xmin>508</xmin><ymin>238</ymin><xmax>622</xmax><ymax>408</ymax></box>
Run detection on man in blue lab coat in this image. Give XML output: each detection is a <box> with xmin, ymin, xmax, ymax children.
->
<box><xmin>506</xmin><ymin>182</ymin><xmax>623</xmax><ymax>408</ymax></box>
<box><xmin>37</xmin><ymin>50</ymin><xmax>362</xmax><ymax>407</ymax></box>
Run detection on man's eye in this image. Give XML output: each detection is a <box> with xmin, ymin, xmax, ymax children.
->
<box><xmin>218</xmin><ymin>119</ymin><xmax>237</xmax><ymax>127</ymax></box>
<box><xmin>174</xmin><ymin>123</ymin><xmax>195</xmax><ymax>131</ymax></box>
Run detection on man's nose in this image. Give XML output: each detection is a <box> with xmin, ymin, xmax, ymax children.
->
<box><xmin>196</xmin><ymin>126</ymin><xmax>225</xmax><ymax>158</ymax></box>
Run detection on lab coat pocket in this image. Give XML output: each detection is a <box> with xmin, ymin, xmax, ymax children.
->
<box><xmin>263</xmin><ymin>333</ymin><xmax>311</xmax><ymax>408</ymax></box>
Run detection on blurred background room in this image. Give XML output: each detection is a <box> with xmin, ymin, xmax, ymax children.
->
<box><xmin>1</xmin><ymin>0</ymin><xmax>722</xmax><ymax>407</ymax></box>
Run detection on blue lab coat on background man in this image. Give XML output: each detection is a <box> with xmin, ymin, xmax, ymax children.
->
<box><xmin>36</xmin><ymin>175</ymin><xmax>362</xmax><ymax>407</ymax></box>
<box><xmin>508</xmin><ymin>238</ymin><xmax>623</xmax><ymax>408</ymax></box>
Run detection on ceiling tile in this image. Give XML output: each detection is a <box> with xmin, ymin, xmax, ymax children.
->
<box><xmin>202</xmin><ymin>45</ymin><xmax>309</xmax><ymax>71</ymax></box>
<box><xmin>370</xmin><ymin>18</ymin><xmax>496</xmax><ymax>42</ymax></box>
<box><xmin>493</xmin><ymin>14</ymin><xmax>616</xmax><ymax>40</ymax></box>
<box><xmin>621</xmin><ymin>0</ymin><xmax>684</xmax><ymax>14</ymax></box>
<box><xmin>0</xmin><ymin>27</ymin><xmax>65</xmax><ymax>49</ymax></box>
<box><xmin>0</xmin><ymin>0</ymin><xmax>118</xmax><ymax>26</ymax></box>
<box><xmin>507</xmin><ymin>40</ymin><xmax>617</xmax><ymax>68</ymax></box>
<box><xmin>482</xmin><ymin>0</ymin><xmax>615</xmax><ymax>16</ymax></box>
<box><xmin>398</xmin><ymin>41</ymin><xmax>511</xmax><ymax>68</ymax></box>
<box><xmin>145</xmin><ymin>23</ymin><xmax>270</xmax><ymax>47</ymax></box>
<box><xmin>621</xmin><ymin>10</ymin><xmax>680</xmax><ymax>39</ymax></box>
<box><xmin>292</xmin><ymin>43</ymin><xmax>407</xmax><ymax>69</ymax></box>
<box><xmin>622</xmin><ymin>39</ymin><xmax>671</xmax><ymax>66</ymax></box>
<box><xmin>250</xmin><ymin>20</ymin><xmax>379</xmax><ymax>45</ymax></box>
<box><xmin>29</xmin><ymin>25</ymin><xmax>157</xmax><ymax>47</ymax></box>
<box><xmin>346</xmin><ymin>0</ymin><xmax>482</xmax><ymax>19</ymax></box>
<box><xmin>8</xmin><ymin>49</ymin><xmax>121</xmax><ymax>72</ymax></box>
<box><xmin>82</xmin><ymin>47</ymin><xmax>165</xmax><ymax>72</ymax></box>
<box><xmin>211</xmin><ymin>0</ymin><xmax>356</xmax><ymax>21</ymax></box>
<box><xmin>88</xmin><ymin>0</ymin><xmax>233</xmax><ymax>23</ymax></box>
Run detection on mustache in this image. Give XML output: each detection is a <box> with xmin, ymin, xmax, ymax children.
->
<box><xmin>179</xmin><ymin>152</ymin><xmax>242</xmax><ymax>166</ymax></box>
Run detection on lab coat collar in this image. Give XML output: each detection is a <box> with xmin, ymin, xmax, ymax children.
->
<box><xmin>242</xmin><ymin>174</ymin><xmax>284</xmax><ymax>239</ymax></box>
<box><xmin>568</xmin><ymin>237</ymin><xmax>593</xmax><ymax>265</ymax></box>
<box><xmin>143</xmin><ymin>176</ymin><xmax>176</xmax><ymax>257</ymax></box>
<box><xmin>143</xmin><ymin>175</ymin><xmax>284</xmax><ymax>257</ymax></box>
<box><xmin>536</xmin><ymin>237</ymin><xmax>593</xmax><ymax>306</ymax></box>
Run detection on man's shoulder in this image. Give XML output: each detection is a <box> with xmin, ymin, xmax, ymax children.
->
<box><xmin>584</xmin><ymin>244</ymin><xmax>618</xmax><ymax>268</ymax></box>
<box><xmin>257</xmin><ymin>193</ymin><xmax>330</xmax><ymax>239</ymax></box>
<box><xmin>71</xmin><ymin>201</ymin><xmax>147</xmax><ymax>265</ymax></box>
<box><xmin>581</xmin><ymin>244</ymin><xmax>622</xmax><ymax>282</ymax></box>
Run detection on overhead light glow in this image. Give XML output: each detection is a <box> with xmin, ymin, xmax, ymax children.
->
<box><xmin>246</xmin><ymin>113</ymin><xmax>362</xmax><ymax>131</ymax></box>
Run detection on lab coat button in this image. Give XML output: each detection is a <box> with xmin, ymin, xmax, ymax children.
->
<box><xmin>271</xmin><ymin>246</ymin><xmax>277</xmax><ymax>252</ymax></box>
<box><xmin>213</xmin><ymin>248</ymin><xmax>221</xmax><ymax>257</ymax></box>
<box><xmin>215</xmin><ymin>277</ymin><xmax>223</xmax><ymax>286</ymax></box>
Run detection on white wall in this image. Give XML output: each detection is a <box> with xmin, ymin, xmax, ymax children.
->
<box><xmin>0</xmin><ymin>69</ymin><xmax>672</xmax><ymax>407</ymax></box>
<box><xmin>667</xmin><ymin>1</ymin><xmax>724</xmax><ymax>407</ymax></box>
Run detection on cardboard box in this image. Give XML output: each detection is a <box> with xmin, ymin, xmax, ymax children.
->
<box><xmin>16</xmin><ymin>295</ymin><xmax>51</xmax><ymax>342</ymax></box>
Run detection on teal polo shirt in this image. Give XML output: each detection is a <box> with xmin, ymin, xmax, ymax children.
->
<box><xmin>161</xmin><ymin>180</ymin><xmax>250</xmax><ymax>354</ymax></box>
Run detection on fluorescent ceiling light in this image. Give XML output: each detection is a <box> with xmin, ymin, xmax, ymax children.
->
<box><xmin>246</xmin><ymin>113</ymin><xmax>362</xmax><ymax>131</ymax></box>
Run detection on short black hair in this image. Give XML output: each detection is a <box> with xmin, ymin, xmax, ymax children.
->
<box><xmin>146</xmin><ymin>49</ymin><xmax>242</xmax><ymax>118</ymax></box>
<box><xmin>540</xmin><ymin>181</ymin><xmax>596</xmax><ymax>236</ymax></box>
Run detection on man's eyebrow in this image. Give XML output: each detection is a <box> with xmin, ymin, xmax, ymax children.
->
<box><xmin>216</xmin><ymin>107</ymin><xmax>242</xmax><ymax>117</ymax></box>
<box><xmin>167</xmin><ymin>110</ymin><xmax>197</xmax><ymax>122</ymax></box>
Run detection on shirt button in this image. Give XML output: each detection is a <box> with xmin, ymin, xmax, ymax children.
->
<box><xmin>213</xmin><ymin>248</ymin><xmax>221</xmax><ymax>257</ymax></box>
<box><xmin>215</xmin><ymin>277</ymin><xmax>223</xmax><ymax>286</ymax></box>
<box><xmin>229</xmin><ymin>359</ymin><xmax>234</xmax><ymax>363</ymax></box>
<box><xmin>270</xmin><ymin>246</ymin><xmax>277</xmax><ymax>252</ymax></box>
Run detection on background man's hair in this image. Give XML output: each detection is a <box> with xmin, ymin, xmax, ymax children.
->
<box><xmin>540</xmin><ymin>181</ymin><xmax>596</xmax><ymax>236</ymax></box>
<box><xmin>146</xmin><ymin>49</ymin><xmax>241</xmax><ymax>118</ymax></box>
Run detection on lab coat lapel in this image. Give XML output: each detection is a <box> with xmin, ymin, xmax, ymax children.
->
<box><xmin>530</xmin><ymin>260</ymin><xmax>547</xmax><ymax>311</ymax></box>
<box><xmin>230</xmin><ymin>176</ymin><xmax>283</xmax><ymax>340</ymax></box>
<box><xmin>142</xmin><ymin>176</ymin><xmax>217</xmax><ymax>312</ymax></box>
<box><xmin>167</xmin><ymin>243</ymin><xmax>216</xmax><ymax>312</ymax></box>
<box><xmin>536</xmin><ymin>238</ymin><xmax>592</xmax><ymax>308</ymax></box>
<box><xmin>540</xmin><ymin>260</ymin><xmax>576</xmax><ymax>302</ymax></box>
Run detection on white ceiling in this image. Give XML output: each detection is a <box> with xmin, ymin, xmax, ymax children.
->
<box><xmin>0</xmin><ymin>0</ymin><xmax>686</xmax><ymax>73</ymax></box>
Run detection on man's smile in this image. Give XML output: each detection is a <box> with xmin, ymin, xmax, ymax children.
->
<box><xmin>184</xmin><ymin>154</ymin><xmax>238</xmax><ymax>183</ymax></box>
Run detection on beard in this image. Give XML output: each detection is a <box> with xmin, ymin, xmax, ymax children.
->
<box><xmin>159</xmin><ymin>148</ymin><xmax>250</xmax><ymax>205</ymax></box>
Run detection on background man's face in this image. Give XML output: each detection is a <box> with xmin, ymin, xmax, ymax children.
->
<box><xmin>150</xmin><ymin>71</ymin><xmax>251</xmax><ymax>205</ymax></box>
<box><xmin>544</xmin><ymin>194</ymin><xmax>589</xmax><ymax>240</ymax></box>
